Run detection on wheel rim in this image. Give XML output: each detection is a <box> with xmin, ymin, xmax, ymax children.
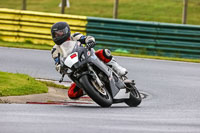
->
<box><xmin>91</xmin><ymin>80</ymin><xmax>107</xmax><ymax>96</ymax></box>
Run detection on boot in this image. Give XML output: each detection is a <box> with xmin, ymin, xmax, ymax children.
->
<box><xmin>68</xmin><ymin>83</ymin><xmax>84</xmax><ymax>99</ymax></box>
<box><xmin>107</xmin><ymin>58</ymin><xmax>128</xmax><ymax>76</ymax></box>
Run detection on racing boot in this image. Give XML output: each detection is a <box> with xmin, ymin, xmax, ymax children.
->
<box><xmin>68</xmin><ymin>83</ymin><xmax>85</xmax><ymax>99</ymax></box>
<box><xmin>107</xmin><ymin>58</ymin><xmax>128</xmax><ymax>76</ymax></box>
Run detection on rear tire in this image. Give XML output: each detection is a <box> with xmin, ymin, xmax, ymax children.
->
<box><xmin>79</xmin><ymin>75</ymin><xmax>113</xmax><ymax>107</ymax></box>
<box><xmin>124</xmin><ymin>84</ymin><xmax>142</xmax><ymax>107</ymax></box>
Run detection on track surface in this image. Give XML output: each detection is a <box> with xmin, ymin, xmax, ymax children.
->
<box><xmin>0</xmin><ymin>47</ymin><xmax>200</xmax><ymax>133</ymax></box>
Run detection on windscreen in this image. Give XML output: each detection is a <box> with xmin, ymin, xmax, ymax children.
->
<box><xmin>60</xmin><ymin>41</ymin><xmax>79</xmax><ymax>58</ymax></box>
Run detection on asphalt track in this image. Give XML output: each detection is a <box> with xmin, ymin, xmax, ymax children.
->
<box><xmin>0</xmin><ymin>47</ymin><xmax>200</xmax><ymax>133</ymax></box>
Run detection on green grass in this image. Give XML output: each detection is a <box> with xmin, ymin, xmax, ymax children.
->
<box><xmin>0</xmin><ymin>0</ymin><xmax>200</xmax><ymax>25</ymax></box>
<box><xmin>0</xmin><ymin>71</ymin><xmax>48</xmax><ymax>96</ymax></box>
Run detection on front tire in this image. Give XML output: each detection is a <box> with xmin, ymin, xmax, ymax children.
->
<box><xmin>124</xmin><ymin>84</ymin><xmax>142</xmax><ymax>107</ymax></box>
<box><xmin>79</xmin><ymin>75</ymin><xmax>113</xmax><ymax>107</ymax></box>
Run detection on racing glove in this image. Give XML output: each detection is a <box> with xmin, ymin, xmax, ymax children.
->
<box><xmin>86</xmin><ymin>40</ymin><xmax>96</xmax><ymax>49</ymax></box>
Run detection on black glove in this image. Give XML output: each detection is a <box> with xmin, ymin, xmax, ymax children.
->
<box><xmin>86</xmin><ymin>40</ymin><xmax>96</xmax><ymax>49</ymax></box>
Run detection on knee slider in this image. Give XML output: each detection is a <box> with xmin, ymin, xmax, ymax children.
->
<box><xmin>103</xmin><ymin>49</ymin><xmax>112</xmax><ymax>60</ymax></box>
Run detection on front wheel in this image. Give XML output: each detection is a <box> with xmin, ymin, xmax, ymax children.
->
<box><xmin>79</xmin><ymin>75</ymin><xmax>113</xmax><ymax>107</ymax></box>
<box><xmin>124</xmin><ymin>84</ymin><xmax>142</xmax><ymax>107</ymax></box>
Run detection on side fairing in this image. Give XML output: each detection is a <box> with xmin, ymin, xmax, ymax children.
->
<box><xmin>87</xmin><ymin>53</ymin><xmax>121</xmax><ymax>97</ymax></box>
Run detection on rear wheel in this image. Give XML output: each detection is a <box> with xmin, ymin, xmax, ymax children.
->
<box><xmin>124</xmin><ymin>83</ymin><xmax>142</xmax><ymax>107</ymax></box>
<box><xmin>79</xmin><ymin>75</ymin><xmax>113</xmax><ymax>107</ymax></box>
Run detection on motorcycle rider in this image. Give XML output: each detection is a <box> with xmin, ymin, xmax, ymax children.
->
<box><xmin>51</xmin><ymin>22</ymin><xmax>127</xmax><ymax>99</ymax></box>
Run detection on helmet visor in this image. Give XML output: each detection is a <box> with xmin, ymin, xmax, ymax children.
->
<box><xmin>55</xmin><ymin>30</ymin><xmax>64</xmax><ymax>37</ymax></box>
<box><xmin>52</xmin><ymin>27</ymin><xmax>69</xmax><ymax>38</ymax></box>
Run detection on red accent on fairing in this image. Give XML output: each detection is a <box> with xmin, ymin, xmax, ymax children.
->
<box><xmin>95</xmin><ymin>49</ymin><xmax>111</xmax><ymax>63</ymax></box>
<box><xmin>70</xmin><ymin>53</ymin><xmax>77</xmax><ymax>59</ymax></box>
<box><xmin>68</xmin><ymin>83</ymin><xmax>84</xmax><ymax>99</ymax></box>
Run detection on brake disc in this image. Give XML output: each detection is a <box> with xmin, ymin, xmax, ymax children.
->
<box><xmin>91</xmin><ymin>80</ymin><xmax>107</xmax><ymax>96</ymax></box>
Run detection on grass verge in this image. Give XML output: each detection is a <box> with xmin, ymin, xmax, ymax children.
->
<box><xmin>0</xmin><ymin>71</ymin><xmax>48</xmax><ymax>96</ymax></box>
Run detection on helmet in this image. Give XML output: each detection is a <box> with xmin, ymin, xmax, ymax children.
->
<box><xmin>51</xmin><ymin>22</ymin><xmax>71</xmax><ymax>45</ymax></box>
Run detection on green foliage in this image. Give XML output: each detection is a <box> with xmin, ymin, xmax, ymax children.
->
<box><xmin>0</xmin><ymin>0</ymin><xmax>200</xmax><ymax>25</ymax></box>
<box><xmin>0</xmin><ymin>71</ymin><xmax>48</xmax><ymax>96</ymax></box>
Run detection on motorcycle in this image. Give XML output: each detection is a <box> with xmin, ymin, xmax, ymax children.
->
<box><xmin>58</xmin><ymin>41</ymin><xmax>142</xmax><ymax>107</ymax></box>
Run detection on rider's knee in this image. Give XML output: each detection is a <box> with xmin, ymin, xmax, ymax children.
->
<box><xmin>95</xmin><ymin>49</ymin><xmax>112</xmax><ymax>63</ymax></box>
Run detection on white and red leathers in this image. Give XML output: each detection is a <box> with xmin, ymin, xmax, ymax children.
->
<box><xmin>51</xmin><ymin>32</ymin><xmax>127</xmax><ymax>99</ymax></box>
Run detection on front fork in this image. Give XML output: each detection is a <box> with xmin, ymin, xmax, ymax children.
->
<box><xmin>124</xmin><ymin>79</ymin><xmax>136</xmax><ymax>92</ymax></box>
<box><xmin>87</xmin><ymin>63</ymin><xmax>104</xmax><ymax>88</ymax></box>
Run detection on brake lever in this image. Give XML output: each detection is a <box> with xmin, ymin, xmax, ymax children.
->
<box><xmin>59</xmin><ymin>74</ymin><xmax>65</xmax><ymax>83</ymax></box>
